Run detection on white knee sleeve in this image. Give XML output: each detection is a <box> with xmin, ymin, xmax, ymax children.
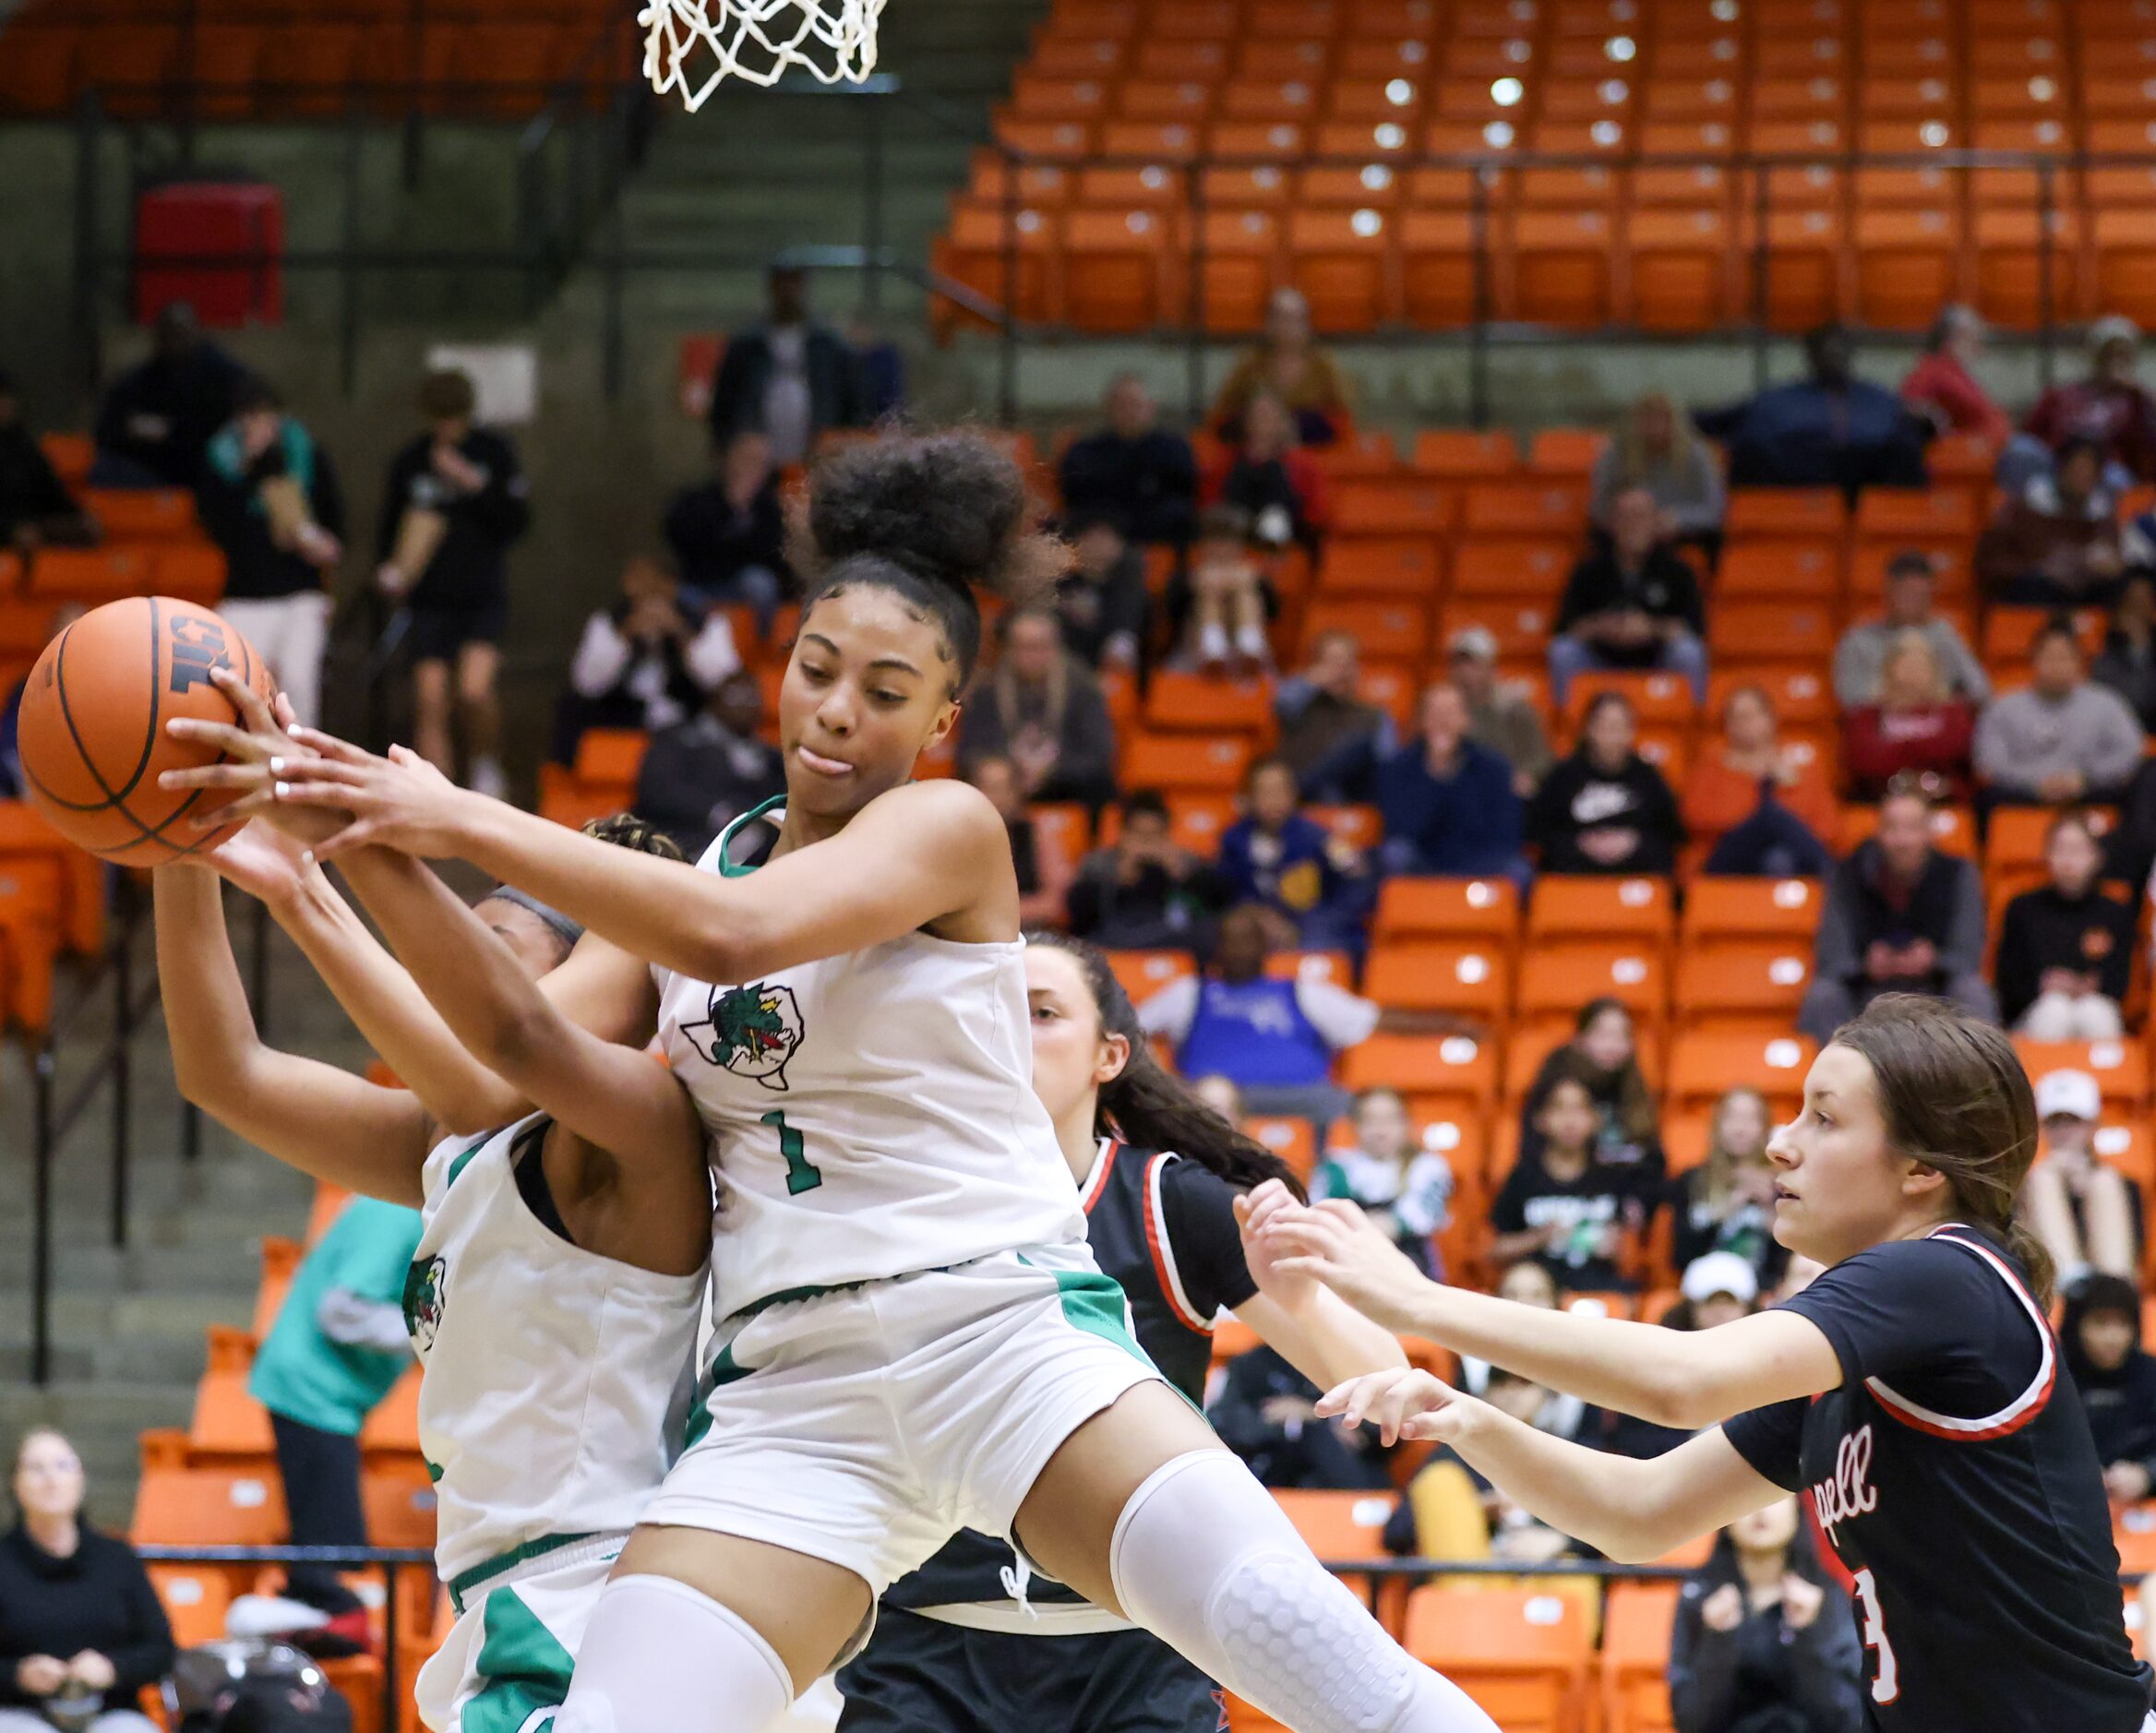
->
<box><xmin>552</xmin><ymin>1574</ymin><xmax>794</xmax><ymax>1733</ymax></box>
<box><xmin>1108</xmin><ymin>1452</ymin><xmax>1499</xmax><ymax>1733</ymax></box>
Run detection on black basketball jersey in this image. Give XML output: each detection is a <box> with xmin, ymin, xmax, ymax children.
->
<box><xmin>883</xmin><ymin>1138</ymin><xmax>1259</xmax><ymax>1613</ymax></box>
<box><xmin>1725</xmin><ymin>1225</ymin><xmax>2153</xmax><ymax>1732</ymax></box>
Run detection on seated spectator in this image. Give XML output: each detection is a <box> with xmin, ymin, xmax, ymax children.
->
<box><xmin>1312</xmin><ymin>1086</ymin><xmax>1455</xmax><ymax>1278</ymax></box>
<box><xmin>1191</xmin><ymin>1074</ymin><xmax>1244</xmax><ymax>1120</ymax></box>
<box><xmin>1996</xmin><ymin>811</ymin><xmax>2136</xmax><ymax>1040</ymax></box>
<box><xmin>1210</xmin><ymin>287</ymin><xmax>1352</xmax><ymax>447</ymax></box>
<box><xmin>1900</xmin><ymin>304</ymin><xmax>2012</xmax><ymax>445</ymax></box>
<box><xmin>1797</xmin><ymin>777</ymin><xmax>1995</xmax><ymax>1039</ymax></box>
<box><xmin>1446</xmin><ymin>626</ymin><xmax>1553</xmax><ymax>796</ymax></box>
<box><xmin>198</xmin><ymin>376</ymin><xmax>343</xmax><ymax>729</ymax></box>
<box><xmin>706</xmin><ymin>263</ymin><xmax>862</xmax><ymax>464</ymax></box>
<box><xmin>955</xmin><ymin>605</ymin><xmax>1119</xmax><ymax>807</ymax></box>
<box><xmin>1974</xmin><ymin>618</ymin><xmax>2146</xmax><ymax>808</ymax></box>
<box><xmin>1203</xmin><ymin>389</ymin><xmax>1328</xmax><ymax>557</ymax></box>
<box><xmin>1831</xmin><ymin>548</ymin><xmax>1989</xmax><ymax>709</ymax></box>
<box><xmin>1527</xmin><ymin>691</ymin><xmax>1686</xmax><ymax>875</ymax></box>
<box><xmin>90</xmin><ymin>302</ymin><xmax>242</xmax><ymax>488</ymax></box>
<box><xmin>1668</xmin><ymin>1086</ymin><xmax>1788</xmax><ymax>1290</ymax></box>
<box><xmin>1549</xmin><ymin>485</ymin><xmax>1708</xmax><ymax>703</ymax></box>
<box><xmin>1457</xmin><ymin>1261</ymin><xmax>1562</xmax><ymax>1396</ymax></box>
<box><xmin>1066</xmin><ymin>789</ymin><xmax>1228</xmax><ymax>951</ymax></box>
<box><xmin>1059</xmin><ymin>374</ymin><xmax>1198</xmax><ymax>547</ymax></box>
<box><xmin>1054</xmin><ymin>513</ymin><xmax>1149</xmax><ymax>675</ymax></box>
<box><xmin>1669</xmin><ymin>1499</ymin><xmax>1866</xmax><ymax>1733</ymax></box>
<box><xmin>1491</xmin><ymin>1072</ymin><xmax>1650</xmax><ymax>1292</ymax></box>
<box><xmin>2010</xmin><ymin>315</ymin><xmax>2156</xmax><ymax>493</ymax></box>
<box><xmin>1842</xmin><ymin>630</ymin><xmax>1978</xmax><ymax>802</ymax></box>
<box><xmin>1589</xmin><ymin>392</ymin><xmax>1727</xmax><ymax>557</ymax></box>
<box><xmin>661</xmin><ymin>429</ymin><xmax>788</xmax><ymax>629</ymax></box>
<box><xmin>1162</xmin><ymin>506</ymin><xmax>1277</xmax><ymax>674</ymax></box>
<box><xmin>1664</xmin><ymin>1250</ymin><xmax>1763</xmax><ymax>1333</ymax></box>
<box><xmin>555</xmin><ymin>556</ymin><xmax>741</xmax><ymax>760</ymax></box>
<box><xmin>1694</xmin><ymin>321</ymin><xmax>1930</xmax><ymax>494</ymax></box>
<box><xmin>1207</xmin><ymin>1344</ymin><xmax>1390</xmax><ymax>1490</ymax></box>
<box><xmin>1976</xmin><ymin>436</ymin><xmax>2126</xmax><ymax>609</ymax></box>
<box><xmin>1375</xmin><ymin>683</ymin><xmax>1527</xmax><ymax>879</ymax></box>
<box><xmin>1217</xmin><ymin>755</ymin><xmax>1375</xmax><ymax>951</ymax></box>
<box><xmin>0</xmin><ymin>604</ymin><xmax>79</xmax><ymax>799</ymax></box>
<box><xmin>2024</xmin><ymin>1069</ymin><xmax>2142</xmax><ymax>1290</ymax></box>
<box><xmin>969</xmin><ymin>753</ymin><xmax>1077</xmax><ymax>929</ymax></box>
<box><xmin>1518</xmin><ymin>998</ymin><xmax>1666</xmax><ymax>1178</ymax></box>
<box><xmin>2062</xmin><ymin>1274</ymin><xmax>2156</xmax><ymax>1509</ymax></box>
<box><xmin>630</xmin><ymin>668</ymin><xmax>784</xmax><ymax>860</ymax></box>
<box><xmin>0</xmin><ymin>1428</ymin><xmax>173</xmax><ymax>1733</ymax></box>
<box><xmin>2093</xmin><ymin>572</ymin><xmax>2156</xmax><ymax>731</ymax></box>
<box><xmin>1684</xmin><ymin>684</ymin><xmax>1836</xmax><ymax>878</ymax></box>
<box><xmin>1275</xmin><ymin>629</ymin><xmax>1394</xmax><ymax>801</ymax></box>
<box><xmin>0</xmin><ymin>371</ymin><xmax>92</xmax><ymax>549</ymax></box>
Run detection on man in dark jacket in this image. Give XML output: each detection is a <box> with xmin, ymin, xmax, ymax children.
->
<box><xmin>1205</xmin><ymin>1344</ymin><xmax>1391</xmax><ymax>1490</ymax></box>
<box><xmin>90</xmin><ymin>303</ymin><xmax>245</xmax><ymax>488</ymax></box>
<box><xmin>1375</xmin><ymin>684</ymin><xmax>1526</xmax><ymax>878</ymax></box>
<box><xmin>662</xmin><ymin>428</ymin><xmax>789</xmax><ymax>631</ymax></box>
<box><xmin>1065</xmin><ymin>790</ymin><xmax>1229</xmax><ymax>952</ymax></box>
<box><xmin>1059</xmin><ymin>374</ymin><xmax>1200</xmax><ymax>548</ymax></box>
<box><xmin>1695</xmin><ymin>321</ymin><xmax>1931</xmax><ymax>496</ymax></box>
<box><xmin>1275</xmin><ymin>629</ymin><xmax>1395</xmax><ymax>801</ymax></box>
<box><xmin>1055</xmin><ymin>514</ymin><xmax>1151</xmax><ymax>673</ymax></box>
<box><xmin>706</xmin><ymin>265</ymin><xmax>864</xmax><ymax>464</ymax></box>
<box><xmin>1548</xmin><ymin>486</ymin><xmax>1708</xmax><ymax>703</ymax></box>
<box><xmin>0</xmin><ymin>373</ymin><xmax>92</xmax><ymax>549</ymax></box>
<box><xmin>1798</xmin><ymin>779</ymin><xmax>1996</xmax><ymax>1040</ymax></box>
<box><xmin>375</xmin><ymin>367</ymin><xmax>531</xmax><ymax>798</ymax></box>
<box><xmin>632</xmin><ymin>669</ymin><xmax>785</xmax><ymax>860</ymax></box>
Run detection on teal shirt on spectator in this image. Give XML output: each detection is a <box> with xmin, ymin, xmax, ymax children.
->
<box><xmin>247</xmin><ymin>1197</ymin><xmax>422</xmax><ymax>1436</ymax></box>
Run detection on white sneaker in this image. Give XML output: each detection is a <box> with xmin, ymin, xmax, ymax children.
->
<box><xmin>227</xmin><ymin>1593</ymin><xmax>329</xmax><ymax>1639</ymax></box>
<box><xmin>1234</xmin><ymin>623</ymin><xmax>1273</xmax><ymax>669</ymax></box>
<box><xmin>1197</xmin><ymin>622</ymin><xmax>1230</xmax><ymax>669</ymax></box>
<box><xmin>466</xmin><ymin>757</ymin><xmax>509</xmax><ymax>802</ymax></box>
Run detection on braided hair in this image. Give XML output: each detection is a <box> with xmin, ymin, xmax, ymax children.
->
<box><xmin>1026</xmin><ymin>931</ymin><xmax>1307</xmax><ymax>1200</ymax></box>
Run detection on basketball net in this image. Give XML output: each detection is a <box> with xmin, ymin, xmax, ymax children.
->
<box><xmin>640</xmin><ymin>0</ymin><xmax>885</xmax><ymax>108</ymax></box>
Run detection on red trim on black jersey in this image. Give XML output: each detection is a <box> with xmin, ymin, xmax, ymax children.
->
<box><xmin>1144</xmin><ymin>1152</ymin><xmax>1213</xmax><ymax>1334</ymax></box>
<box><xmin>1863</xmin><ymin>1226</ymin><xmax>2057</xmax><ymax>1443</ymax></box>
<box><xmin>1080</xmin><ymin>1138</ymin><xmax>1120</xmax><ymax>1214</ymax></box>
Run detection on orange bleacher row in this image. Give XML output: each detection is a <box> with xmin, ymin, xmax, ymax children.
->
<box><xmin>934</xmin><ymin>0</ymin><xmax>2156</xmax><ymax>337</ymax></box>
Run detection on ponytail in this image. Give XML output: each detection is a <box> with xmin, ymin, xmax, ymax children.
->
<box><xmin>1025</xmin><ymin>931</ymin><xmax>1308</xmax><ymax>1201</ymax></box>
<box><xmin>2005</xmin><ymin>1213</ymin><xmax>2059</xmax><ymax>1313</ymax></box>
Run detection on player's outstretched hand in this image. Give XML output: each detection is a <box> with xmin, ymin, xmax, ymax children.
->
<box><xmin>1315</xmin><ymin>1367</ymin><xmax>1477</xmax><ymax>1448</ymax></box>
<box><xmin>199</xmin><ymin>819</ymin><xmax>319</xmax><ymax>904</ymax></box>
<box><xmin>1233</xmin><ymin>1177</ymin><xmax>1314</xmax><ymax>1304</ymax></box>
<box><xmin>1249</xmin><ymin>1196</ymin><xmax>1431</xmax><ymax>1335</ymax></box>
<box><xmin>270</xmin><ymin>734</ymin><xmax>476</xmax><ymax>862</ymax></box>
<box><xmin>160</xmin><ymin>667</ymin><xmax>341</xmax><ymax>845</ymax></box>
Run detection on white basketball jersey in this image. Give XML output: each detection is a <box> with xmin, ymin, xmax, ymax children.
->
<box><xmin>653</xmin><ymin>801</ymin><xmax>1088</xmax><ymax>1321</ymax></box>
<box><xmin>407</xmin><ymin>1114</ymin><xmax>707</xmax><ymax>1584</ymax></box>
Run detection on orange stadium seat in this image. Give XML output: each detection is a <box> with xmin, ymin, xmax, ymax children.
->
<box><xmin>1342</xmin><ymin>1032</ymin><xmax>1501</xmax><ymax>1105</ymax></box>
<box><xmin>1450</xmin><ymin>539</ymin><xmax>1573</xmax><ymax>601</ymax></box>
<box><xmin>1318</xmin><ymin>538</ymin><xmax>1444</xmax><ymax>597</ymax></box>
<box><xmin>189</xmin><ymin>1325</ymin><xmax>275</xmax><ymax>1459</ymax></box>
<box><xmin>1063</xmin><ymin>207</ymin><xmax>1179</xmax><ymax>332</ymax></box>
<box><xmin>1300</xmin><ymin>599</ymin><xmax>1431</xmax><ymax>662</ymax></box>
<box><xmin>150</xmin><ymin>1563</ymin><xmax>237</xmax><ymax>1648</ymax></box>
<box><xmin>1667</xmin><ymin>1031</ymin><xmax>1816</xmax><ymax>1115</ymax></box>
<box><xmin>133</xmin><ymin>1430</ymin><xmax>288</xmax><ymax>1547</ymax></box>
<box><xmin>1273</xmin><ymin>1488</ymin><xmax>1410</xmax><ymax>1621</ymax></box>
<box><xmin>1674</xmin><ymin>942</ymin><xmax>1814</xmax><ymax>1029</ymax></box>
<box><xmin>1411</xmin><ymin>429</ymin><xmax>1520</xmax><ymax>479</ymax></box>
<box><xmin>1716</xmin><ymin>539</ymin><xmax>1843</xmax><ymax>603</ymax></box>
<box><xmin>1105</xmin><ymin>950</ymin><xmax>1195</xmax><ymax>1005</ymax></box>
<box><xmin>1373</xmin><ymin>876</ymin><xmax>1521</xmax><ymax>942</ymax></box>
<box><xmin>1120</xmin><ymin>731</ymin><xmax>1252</xmax><ymax>792</ymax></box>
<box><xmin>1600</xmin><ymin>1583</ymin><xmax>1681</xmax><ymax>1733</ymax></box>
<box><xmin>1680</xmin><ymin>877</ymin><xmax>1826</xmax><ymax>945</ymax></box>
<box><xmin>1363</xmin><ymin>942</ymin><xmax>1513</xmax><ymax>1017</ymax></box>
<box><xmin>1519</xmin><ymin>942</ymin><xmax>1669</xmax><ymax>1025</ymax></box>
<box><xmin>2014</xmin><ymin>1040</ymin><xmax>2150</xmax><ymax>1109</ymax></box>
<box><xmin>1328</xmin><ymin>478</ymin><xmax>1455</xmax><ymax>537</ymax></box>
<box><xmin>1244</xmin><ymin>1115</ymin><xmax>1318</xmax><ymax>1182</ymax></box>
<box><xmin>1527</xmin><ymin>875</ymin><xmax>1675</xmax><ymax>944</ymax></box>
<box><xmin>1403</xmin><ymin>1586</ymin><xmax>1592</xmax><ymax>1733</ymax></box>
<box><xmin>1145</xmin><ymin>669</ymin><xmax>1275</xmax><ymax>735</ymax></box>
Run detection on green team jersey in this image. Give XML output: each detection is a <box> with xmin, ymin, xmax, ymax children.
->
<box><xmin>248</xmin><ymin>1195</ymin><xmax>424</xmax><ymax>1435</ymax></box>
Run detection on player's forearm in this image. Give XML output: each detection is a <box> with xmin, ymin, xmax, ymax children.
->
<box><xmin>1246</xmin><ymin>1285</ymin><xmax>1408</xmax><ymax>1393</ymax></box>
<box><xmin>154</xmin><ymin>867</ymin><xmax>265</xmax><ymax>1112</ymax></box>
<box><xmin>1439</xmin><ymin>1404</ymin><xmax>1676</xmax><ymax>1562</ymax></box>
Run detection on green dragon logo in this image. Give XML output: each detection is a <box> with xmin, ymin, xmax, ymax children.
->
<box><xmin>682</xmin><ymin>982</ymin><xmax>804</xmax><ymax>1093</ymax></box>
<box><xmin>402</xmin><ymin>1255</ymin><xmax>448</xmax><ymax>1351</ymax></box>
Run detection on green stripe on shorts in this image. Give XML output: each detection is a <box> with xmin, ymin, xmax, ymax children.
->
<box><xmin>461</xmin><ymin>1585</ymin><xmax>574</xmax><ymax>1733</ymax></box>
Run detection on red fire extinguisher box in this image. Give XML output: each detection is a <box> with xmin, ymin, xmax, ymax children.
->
<box><xmin>133</xmin><ymin>180</ymin><xmax>285</xmax><ymax>328</ymax></box>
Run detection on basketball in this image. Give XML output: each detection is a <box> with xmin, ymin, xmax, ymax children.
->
<box><xmin>15</xmin><ymin>595</ymin><xmax>278</xmax><ymax>865</ymax></box>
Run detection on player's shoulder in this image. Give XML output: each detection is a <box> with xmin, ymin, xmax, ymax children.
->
<box><xmin>1814</xmin><ymin>1227</ymin><xmax>2031</xmax><ymax>1308</ymax></box>
<box><xmin>868</xmin><ymin>776</ymin><xmax>1006</xmax><ymax>843</ymax></box>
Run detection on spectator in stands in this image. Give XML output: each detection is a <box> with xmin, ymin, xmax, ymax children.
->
<box><xmin>956</xmin><ymin>604</ymin><xmax>1119</xmax><ymax>807</ymax></box>
<box><xmin>1207</xmin><ymin>1345</ymin><xmax>1390</xmax><ymax>1491</ymax></box>
<box><xmin>1275</xmin><ymin>628</ymin><xmax>1394</xmax><ymax>800</ymax></box>
<box><xmin>199</xmin><ymin>376</ymin><xmax>343</xmax><ymax>730</ymax></box>
<box><xmin>1217</xmin><ymin>755</ymin><xmax>1374</xmax><ymax>951</ymax></box>
<box><xmin>1312</xmin><ymin>1086</ymin><xmax>1455</xmax><ymax>1279</ymax></box>
<box><xmin>90</xmin><ymin>302</ymin><xmax>243</xmax><ymax>489</ymax></box>
<box><xmin>1684</xmin><ymin>684</ymin><xmax>1836</xmax><ymax>878</ymax></box>
<box><xmin>706</xmin><ymin>263</ymin><xmax>863</xmax><ymax>464</ymax></box>
<box><xmin>630</xmin><ymin>668</ymin><xmax>783</xmax><ymax>861</ymax></box>
<box><xmin>554</xmin><ymin>555</ymin><xmax>740</xmax><ymax>762</ymax></box>
<box><xmin>0</xmin><ymin>1428</ymin><xmax>172</xmax><ymax>1733</ymax></box>
<box><xmin>0</xmin><ymin>372</ymin><xmax>92</xmax><ymax>549</ymax></box>
<box><xmin>1204</xmin><ymin>389</ymin><xmax>1329</xmax><ymax>558</ymax></box>
<box><xmin>1797</xmin><ymin>777</ymin><xmax>1995</xmax><ymax>1039</ymax></box>
<box><xmin>2093</xmin><ymin>573</ymin><xmax>2156</xmax><ymax>730</ymax></box>
<box><xmin>1456</xmin><ymin>1261</ymin><xmax>1563</xmax><ymax>1398</ymax></box>
<box><xmin>1491</xmin><ymin>1072</ymin><xmax>1648</xmax><ymax>1292</ymax></box>
<box><xmin>1976</xmin><ymin>436</ymin><xmax>2126</xmax><ymax>609</ymax></box>
<box><xmin>2062</xmin><ymin>1274</ymin><xmax>2156</xmax><ymax>1509</ymax></box>
<box><xmin>1054</xmin><ymin>512</ymin><xmax>1149</xmax><ymax>675</ymax></box>
<box><xmin>1831</xmin><ymin>548</ymin><xmax>1989</xmax><ymax>709</ymax></box>
<box><xmin>376</xmin><ymin>366</ymin><xmax>531</xmax><ymax>797</ymax></box>
<box><xmin>1163</xmin><ymin>505</ymin><xmax>1277</xmax><ymax>674</ymax></box>
<box><xmin>1841</xmin><ymin>630</ymin><xmax>1978</xmax><ymax>803</ymax></box>
<box><xmin>1694</xmin><ymin>321</ymin><xmax>1929</xmax><ymax>494</ymax></box>
<box><xmin>1065</xmin><ymin>789</ymin><xmax>1228</xmax><ymax>951</ymax></box>
<box><xmin>969</xmin><ymin>751</ymin><xmax>1075</xmax><ymax>929</ymax></box>
<box><xmin>1668</xmin><ymin>1087</ymin><xmax>1787</xmax><ymax>1291</ymax></box>
<box><xmin>1668</xmin><ymin>1498</ymin><xmax>1866</xmax><ymax>1733</ymax></box>
<box><xmin>1059</xmin><ymin>374</ymin><xmax>1198</xmax><ymax>548</ymax></box>
<box><xmin>1663</xmin><ymin>1251</ymin><xmax>1763</xmax><ymax>1334</ymax></box>
<box><xmin>1995</xmin><ymin>811</ymin><xmax>2135</xmax><ymax>1039</ymax></box>
<box><xmin>1589</xmin><ymin>392</ymin><xmax>1727</xmax><ymax>557</ymax></box>
<box><xmin>0</xmin><ymin>604</ymin><xmax>79</xmax><ymax>800</ymax></box>
<box><xmin>1211</xmin><ymin>287</ymin><xmax>1352</xmax><ymax>447</ymax></box>
<box><xmin>1446</xmin><ymin>625</ymin><xmax>1552</xmax><ymax>796</ymax></box>
<box><xmin>1974</xmin><ymin>618</ymin><xmax>2146</xmax><ymax>808</ymax></box>
<box><xmin>1548</xmin><ymin>485</ymin><xmax>1708</xmax><ymax>703</ymax></box>
<box><xmin>1517</xmin><ymin>998</ymin><xmax>1665</xmax><ymax>1179</ymax></box>
<box><xmin>2013</xmin><ymin>315</ymin><xmax>2156</xmax><ymax>492</ymax></box>
<box><xmin>661</xmin><ymin>428</ymin><xmax>788</xmax><ymax>631</ymax></box>
<box><xmin>1374</xmin><ymin>682</ymin><xmax>1527</xmax><ymax>879</ymax></box>
<box><xmin>1191</xmin><ymin>1074</ymin><xmax>1244</xmax><ymax>1120</ymax></box>
<box><xmin>2025</xmin><ymin>1070</ymin><xmax>2142</xmax><ymax>1291</ymax></box>
<box><xmin>1527</xmin><ymin>691</ymin><xmax>1685</xmax><ymax>875</ymax></box>
<box><xmin>1900</xmin><ymin>303</ymin><xmax>2012</xmax><ymax>446</ymax></box>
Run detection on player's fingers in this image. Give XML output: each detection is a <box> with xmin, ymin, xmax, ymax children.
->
<box><xmin>1269</xmin><ymin>1254</ymin><xmax>1327</xmax><ymax>1285</ymax></box>
<box><xmin>186</xmin><ymin>791</ymin><xmax>276</xmax><ymax>831</ymax></box>
<box><xmin>160</xmin><ymin>763</ymin><xmax>270</xmax><ymax>793</ymax></box>
<box><xmin>270</xmin><ymin>758</ymin><xmax>372</xmax><ymax>788</ymax></box>
<box><xmin>306</xmin><ymin>819</ymin><xmax>380</xmax><ymax>863</ymax></box>
<box><xmin>287</xmin><ymin>725</ymin><xmax>377</xmax><ymax>766</ymax></box>
<box><xmin>210</xmin><ymin>664</ymin><xmax>279</xmax><ymax>734</ymax></box>
<box><xmin>165</xmin><ymin>717</ymin><xmax>273</xmax><ymax>759</ymax></box>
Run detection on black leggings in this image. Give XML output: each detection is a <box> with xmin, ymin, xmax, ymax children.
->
<box><xmin>269</xmin><ymin>1411</ymin><xmax>366</xmax><ymax>1616</ymax></box>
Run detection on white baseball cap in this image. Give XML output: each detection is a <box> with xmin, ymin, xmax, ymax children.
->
<box><xmin>2035</xmin><ymin>1069</ymin><xmax>2102</xmax><ymax>1123</ymax></box>
<box><xmin>1680</xmin><ymin>1250</ymin><xmax>1760</xmax><ymax>1307</ymax></box>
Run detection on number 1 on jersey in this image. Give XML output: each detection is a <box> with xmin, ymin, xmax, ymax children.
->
<box><xmin>761</xmin><ymin>1109</ymin><xmax>823</xmax><ymax>1195</ymax></box>
<box><xmin>1852</xmin><ymin>1568</ymin><xmax>1899</xmax><ymax>1705</ymax></box>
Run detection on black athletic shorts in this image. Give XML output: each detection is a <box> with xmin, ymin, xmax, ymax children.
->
<box><xmin>408</xmin><ymin>592</ymin><xmax>508</xmax><ymax>663</ymax></box>
<box><xmin>835</xmin><ymin>1607</ymin><xmax>1226</xmax><ymax>1733</ymax></box>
